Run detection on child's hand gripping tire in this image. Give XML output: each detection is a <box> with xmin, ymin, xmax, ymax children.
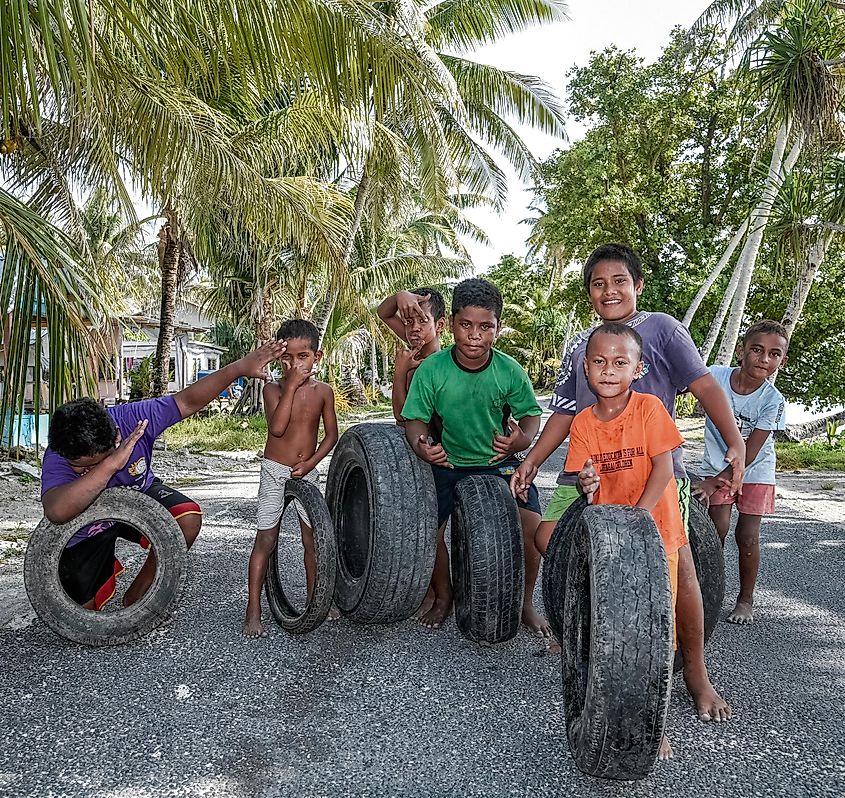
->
<box><xmin>561</xmin><ymin>505</ymin><xmax>673</xmax><ymax>780</ymax></box>
<box><xmin>451</xmin><ymin>475</ymin><xmax>524</xmax><ymax>644</ymax></box>
<box><xmin>326</xmin><ymin>423</ymin><xmax>437</xmax><ymax>623</ymax></box>
<box><xmin>264</xmin><ymin>478</ymin><xmax>336</xmax><ymax>634</ymax></box>
<box><xmin>24</xmin><ymin>489</ymin><xmax>187</xmax><ymax>646</ymax></box>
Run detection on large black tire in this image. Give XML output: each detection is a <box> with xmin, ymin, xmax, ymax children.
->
<box><xmin>673</xmin><ymin>494</ymin><xmax>725</xmax><ymax>670</ymax></box>
<box><xmin>562</xmin><ymin>505</ymin><xmax>673</xmax><ymax>780</ymax></box>
<box><xmin>326</xmin><ymin>423</ymin><xmax>437</xmax><ymax>623</ymax></box>
<box><xmin>24</xmin><ymin>489</ymin><xmax>187</xmax><ymax>646</ymax></box>
<box><xmin>542</xmin><ymin>496</ymin><xmax>588</xmax><ymax>643</ymax></box>
<box><xmin>265</xmin><ymin>478</ymin><xmax>337</xmax><ymax>634</ymax></box>
<box><xmin>451</xmin><ymin>476</ymin><xmax>524</xmax><ymax>644</ymax></box>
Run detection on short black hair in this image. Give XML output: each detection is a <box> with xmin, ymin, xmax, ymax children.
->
<box><xmin>412</xmin><ymin>287</ymin><xmax>446</xmax><ymax>322</ymax></box>
<box><xmin>586</xmin><ymin>322</ymin><xmax>643</xmax><ymax>358</ymax></box>
<box><xmin>451</xmin><ymin>278</ymin><xmax>503</xmax><ymax>320</ymax></box>
<box><xmin>742</xmin><ymin>319</ymin><xmax>789</xmax><ymax>351</ymax></box>
<box><xmin>275</xmin><ymin>319</ymin><xmax>320</xmax><ymax>351</ymax></box>
<box><xmin>582</xmin><ymin>244</ymin><xmax>644</xmax><ymax>291</ymax></box>
<box><xmin>48</xmin><ymin>398</ymin><xmax>117</xmax><ymax>461</ymax></box>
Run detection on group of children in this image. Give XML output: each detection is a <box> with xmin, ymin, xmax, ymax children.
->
<box><xmin>41</xmin><ymin>243</ymin><xmax>790</xmax><ymax>761</ymax></box>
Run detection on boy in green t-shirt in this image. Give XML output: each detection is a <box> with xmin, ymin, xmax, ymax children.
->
<box><xmin>401</xmin><ymin>278</ymin><xmax>548</xmax><ymax>635</ymax></box>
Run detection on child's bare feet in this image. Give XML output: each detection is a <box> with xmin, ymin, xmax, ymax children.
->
<box><xmin>419</xmin><ymin>597</ymin><xmax>452</xmax><ymax>629</ymax></box>
<box><xmin>521</xmin><ymin>603</ymin><xmax>552</xmax><ymax>637</ymax></box>
<box><xmin>415</xmin><ymin>588</ymin><xmax>435</xmax><ymax>620</ymax></box>
<box><xmin>242</xmin><ymin>612</ymin><xmax>268</xmax><ymax>639</ymax></box>
<box><xmin>727</xmin><ymin>599</ymin><xmax>754</xmax><ymax>625</ymax></box>
<box><xmin>683</xmin><ymin>663</ymin><xmax>732</xmax><ymax>722</ymax></box>
<box><xmin>658</xmin><ymin>735</ymin><xmax>673</xmax><ymax>761</ymax></box>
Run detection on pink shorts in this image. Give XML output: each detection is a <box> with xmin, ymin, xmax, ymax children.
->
<box><xmin>709</xmin><ymin>483</ymin><xmax>775</xmax><ymax>516</ymax></box>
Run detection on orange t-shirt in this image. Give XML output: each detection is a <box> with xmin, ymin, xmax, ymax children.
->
<box><xmin>564</xmin><ymin>391</ymin><xmax>686</xmax><ymax>554</ymax></box>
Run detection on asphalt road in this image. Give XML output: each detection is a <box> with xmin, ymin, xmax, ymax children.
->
<box><xmin>2</xmin><ymin>429</ymin><xmax>844</xmax><ymax>798</ymax></box>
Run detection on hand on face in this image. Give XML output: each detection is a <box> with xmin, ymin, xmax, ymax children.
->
<box><xmin>394</xmin><ymin>341</ymin><xmax>424</xmax><ymax>374</ymax></box>
<box><xmin>240</xmin><ymin>340</ymin><xmax>287</xmax><ymax>380</ymax></box>
<box><xmin>283</xmin><ymin>358</ymin><xmax>315</xmax><ymax>389</ymax></box>
<box><xmin>107</xmin><ymin>420</ymin><xmax>148</xmax><ymax>471</ymax></box>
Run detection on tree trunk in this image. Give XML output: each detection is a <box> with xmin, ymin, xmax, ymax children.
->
<box><xmin>715</xmin><ymin>126</ymin><xmax>801</xmax><ymax>364</ymax></box>
<box><xmin>781</xmin><ymin>233</ymin><xmax>832</xmax><ymax>340</ymax></box>
<box><xmin>699</xmin><ymin>259</ymin><xmax>741</xmax><ymax>362</ymax></box>
<box><xmin>313</xmin><ymin>170</ymin><xmax>371</xmax><ymax>340</ymax></box>
<box><xmin>683</xmin><ymin>219</ymin><xmax>748</xmax><ymax>328</ymax></box>
<box><xmin>152</xmin><ymin>209</ymin><xmax>180</xmax><ymax>397</ymax></box>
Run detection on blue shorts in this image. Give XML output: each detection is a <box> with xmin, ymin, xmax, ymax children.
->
<box><xmin>431</xmin><ymin>458</ymin><xmax>541</xmax><ymax>527</ymax></box>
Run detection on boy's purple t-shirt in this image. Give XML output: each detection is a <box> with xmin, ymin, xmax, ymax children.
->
<box><xmin>41</xmin><ymin>397</ymin><xmax>183</xmax><ymax>546</ymax></box>
<box><xmin>550</xmin><ymin>311</ymin><xmax>709</xmax><ymax>483</ymax></box>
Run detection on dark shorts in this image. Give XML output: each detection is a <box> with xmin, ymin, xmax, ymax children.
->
<box><xmin>432</xmin><ymin>458</ymin><xmax>541</xmax><ymax>527</ymax></box>
<box><xmin>58</xmin><ymin>478</ymin><xmax>201</xmax><ymax>609</ymax></box>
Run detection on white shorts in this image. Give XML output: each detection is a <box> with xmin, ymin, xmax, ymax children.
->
<box><xmin>257</xmin><ymin>459</ymin><xmax>321</xmax><ymax>531</ymax></box>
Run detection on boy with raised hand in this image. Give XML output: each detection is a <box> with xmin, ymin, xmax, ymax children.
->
<box><xmin>41</xmin><ymin>341</ymin><xmax>286</xmax><ymax>611</ymax></box>
<box><xmin>568</xmin><ymin>322</ymin><xmax>686</xmax><ymax>761</ymax></box>
<box><xmin>377</xmin><ymin>288</ymin><xmax>446</xmax><ymax>423</ymax></box>
<box><xmin>694</xmin><ymin>320</ymin><xmax>789</xmax><ymax>626</ymax></box>
<box><xmin>401</xmin><ymin>278</ymin><xmax>549</xmax><ymax>635</ymax></box>
<box><xmin>511</xmin><ymin>243</ymin><xmax>744</xmax><ymax>723</ymax></box>
<box><xmin>244</xmin><ymin>319</ymin><xmax>339</xmax><ymax>639</ymax></box>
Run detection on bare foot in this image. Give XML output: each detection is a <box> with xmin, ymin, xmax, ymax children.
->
<box><xmin>242</xmin><ymin>614</ymin><xmax>268</xmax><ymax>639</ymax></box>
<box><xmin>521</xmin><ymin>603</ymin><xmax>552</xmax><ymax>638</ymax></box>
<box><xmin>546</xmin><ymin>637</ymin><xmax>561</xmax><ymax>654</ymax></box>
<box><xmin>727</xmin><ymin>600</ymin><xmax>753</xmax><ymax>625</ymax></box>
<box><xmin>415</xmin><ymin>587</ymin><xmax>435</xmax><ymax>620</ymax></box>
<box><xmin>658</xmin><ymin>735</ymin><xmax>673</xmax><ymax>761</ymax></box>
<box><xmin>327</xmin><ymin>605</ymin><xmax>342</xmax><ymax>621</ymax></box>
<box><xmin>418</xmin><ymin>598</ymin><xmax>452</xmax><ymax>630</ymax></box>
<box><xmin>684</xmin><ymin>664</ymin><xmax>732</xmax><ymax>722</ymax></box>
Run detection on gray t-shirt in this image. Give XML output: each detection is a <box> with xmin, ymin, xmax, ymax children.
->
<box><xmin>701</xmin><ymin>365</ymin><xmax>785</xmax><ymax>485</ymax></box>
<box><xmin>550</xmin><ymin>311</ymin><xmax>709</xmax><ymax>484</ymax></box>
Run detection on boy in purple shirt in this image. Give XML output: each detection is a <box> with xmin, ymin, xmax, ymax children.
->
<box><xmin>41</xmin><ymin>341</ymin><xmax>285</xmax><ymax>610</ymax></box>
<box><xmin>511</xmin><ymin>244</ymin><xmax>745</xmax><ymax>724</ymax></box>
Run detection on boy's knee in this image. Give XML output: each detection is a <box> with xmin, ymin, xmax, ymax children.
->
<box><xmin>178</xmin><ymin>513</ymin><xmax>202</xmax><ymax>546</ymax></box>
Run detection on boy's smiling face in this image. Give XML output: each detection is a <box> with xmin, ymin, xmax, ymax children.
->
<box><xmin>583</xmin><ymin>332</ymin><xmax>643</xmax><ymax>399</ymax></box>
<box><xmin>736</xmin><ymin>332</ymin><xmax>788</xmax><ymax>381</ymax></box>
<box><xmin>451</xmin><ymin>306</ymin><xmax>498</xmax><ymax>368</ymax></box>
<box><xmin>587</xmin><ymin>260</ymin><xmax>644</xmax><ymax>322</ymax></box>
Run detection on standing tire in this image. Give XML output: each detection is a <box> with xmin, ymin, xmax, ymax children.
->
<box><xmin>451</xmin><ymin>476</ymin><xmax>524</xmax><ymax>644</ymax></box>
<box><xmin>562</xmin><ymin>505</ymin><xmax>673</xmax><ymax>780</ymax></box>
<box><xmin>24</xmin><ymin>489</ymin><xmax>187</xmax><ymax>646</ymax></box>
<box><xmin>542</xmin><ymin>496</ymin><xmax>588</xmax><ymax>643</ymax></box>
<box><xmin>673</xmin><ymin>494</ymin><xmax>725</xmax><ymax>671</ymax></box>
<box><xmin>265</xmin><ymin>478</ymin><xmax>337</xmax><ymax>634</ymax></box>
<box><xmin>326</xmin><ymin>423</ymin><xmax>437</xmax><ymax>623</ymax></box>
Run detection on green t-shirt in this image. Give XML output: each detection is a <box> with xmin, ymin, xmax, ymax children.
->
<box><xmin>401</xmin><ymin>346</ymin><xmax>542</xmax><ymax>468</ymax></box>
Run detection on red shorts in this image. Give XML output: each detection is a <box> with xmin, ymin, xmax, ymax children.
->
<box><xmin>709</xmin><ymin>483</ymin><xmax>775</xmax><ymax>516</ymax></box>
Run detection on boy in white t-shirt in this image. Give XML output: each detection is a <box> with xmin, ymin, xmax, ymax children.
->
<box><xmin>694</xmin><ymin>320</ymin><xmax>788</xmax><ymax>625</ymax></box>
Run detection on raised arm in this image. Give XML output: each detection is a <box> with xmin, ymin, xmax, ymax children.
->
<box><xmin>511</xmin><ymin>413</ymin><xmax>574</xmax><ymax>499</ymax></box>
<box><xmin>688</xmin><ymin>373</ymin><xmax>746</xmax><ymax>494</ymax></box>
<box><xmin>174</xmin><ymin>341</ymin><xmax>286</xmax><ymax>419</ymax></box>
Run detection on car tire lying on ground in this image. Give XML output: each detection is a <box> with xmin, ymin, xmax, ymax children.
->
<box><xmin>265</xmin><ymin>478</ymin><xmax>337</xmax><ymax>634</ymax></box>
<box><xmin>673</xmin><ymin>493</ymin><xmax>725</xmax><ymax>671</ymax></box>
<box><xmin>561</xmin><ymin>505</ymin><xmax>673</xmax><ymax>780</ymax></box>
<box><xmin>451</xmin><ymin>476</ymin><xmax>524</xmax><ymax>644</ymax></box>
<box><xmin>24</xmin><ymin>488</ymin><xmax>187</xmax><ymax>646</ymax></box>
<box><xmin>326</xmin><ymin>423</ymin><xmax>437</xmax><ymax>623</ymax></box>
<box><xmin>542</xmin><ymin>496</ymin><xmax>588</xmax><ymax>643</ymax></box>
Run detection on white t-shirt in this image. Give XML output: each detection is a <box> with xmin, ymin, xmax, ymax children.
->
<box><xmin>701</xmin><ymin>365</ymin><xmax>786</xmax><ymax>485</ymax></box>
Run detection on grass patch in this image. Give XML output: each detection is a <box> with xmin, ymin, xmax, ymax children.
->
<box><xmin>776</xmin><ymin>442</ymin><xmax>845</xmax><ymax>472</ymax></box>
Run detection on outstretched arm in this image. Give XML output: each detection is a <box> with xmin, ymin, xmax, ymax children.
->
<box><xmin>174</xmin><ymin>341</ymin><xmax>286</xmax><ymax>419</ymax></box>
<box><xmin>511</xmin><ymin>413</ymin><xmax>574</xmax><ymax>499</ymax></box>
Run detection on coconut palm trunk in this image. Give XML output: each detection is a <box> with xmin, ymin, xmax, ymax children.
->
<box><xmin>152</xmin><ymin>208</ymin><xmax>181</xmax><ymax>397</ymax></box>
<box><xmin>712</xmin><ymin>126</ymin><xmax>801</xmax><ymax>364</ymax></box>
<box><xmin>781</xmin><ymin>232</ymin><xmax>833</xmax><ymax>340</ymax></box>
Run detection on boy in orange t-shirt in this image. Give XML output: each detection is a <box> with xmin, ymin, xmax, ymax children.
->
<box><xmin>564</xmin><ymin>321</ymin><xmax>684</xmax><ymax>761</ymax></box>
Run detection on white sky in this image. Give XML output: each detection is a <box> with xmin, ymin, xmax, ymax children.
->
<box><xmin>464</xmin><ymin>0</ymin><xmax>708</xmax><ymax>272</ymax></box>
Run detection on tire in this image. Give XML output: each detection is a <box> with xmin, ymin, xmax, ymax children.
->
<box><xmin>24</xmin><ymin>488</ymin><xmax>187</xmax><ymax>646</ymax></box>
<box><xmin>673</xmin><ymin>494</ymin><xmax>725</xmax><ymax>671</ymax></box>
<box><xmin>451</xmin><ymin>476</ymin><xmax>524</xmax><ymax>644</ymax></box>
<box><xmin>562</xmin><ymin>505</ymin><xmax>673</xmax><ymax>780</ymax></box>
<box><xmin>542</xmin><ymin>496</ymin><xmax>588</xmax><ymax>643</ymax></box>
<box><xmin>326</xmin><ymin>423</ymin><xmax>437</xmax><ymax>623</ymax></box>
<box><xmin>265</xmin><ymin>478</ymin><xmax>337</xmax><ymax>634</ymax></box>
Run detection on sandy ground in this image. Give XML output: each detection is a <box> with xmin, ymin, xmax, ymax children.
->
<box><xmin>1</xmin><ymin>417</ymin><xmax>843</xmax><ymax>797</ymax></box>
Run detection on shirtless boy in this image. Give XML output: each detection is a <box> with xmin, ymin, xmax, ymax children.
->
<box><xmin>377</xmin><ymin>288</ymin><xmax>446</xmax><ymax>423</ymax></box>
<box><xmin>243</xmin><ymin>320</ymin><xmax>339</xmax><ymax>638</ymax></box>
